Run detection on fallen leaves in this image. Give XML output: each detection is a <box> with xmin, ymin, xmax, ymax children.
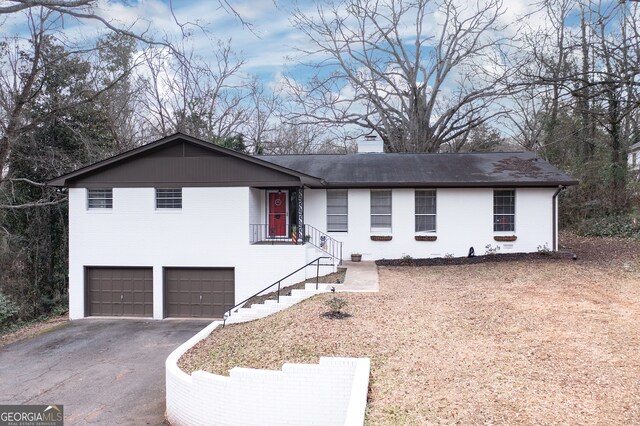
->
<box><xmin>179</xmin><ymin>234</ymin><xmax>640</xmax><ymax>425</ymax></box>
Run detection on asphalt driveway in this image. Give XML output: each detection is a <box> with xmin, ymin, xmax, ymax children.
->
<box><xmin>0</xmin><ymin>319</ymin><xmax>209</xmax><ymax>425</ymax></box>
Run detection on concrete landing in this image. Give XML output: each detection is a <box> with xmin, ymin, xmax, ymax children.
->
<box><xmin>331</xmin><ymin>260</ymin><xmax>379</xmax><ymax>292</ymax></box>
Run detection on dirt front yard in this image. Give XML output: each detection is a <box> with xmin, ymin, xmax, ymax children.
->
<box><xmin>180</xmin><ymin>234</ymin><xmax>640</xmax><ymax>424</ymax></box>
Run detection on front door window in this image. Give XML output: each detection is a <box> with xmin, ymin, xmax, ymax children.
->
<box><xmin>268</xmin><ymin>191</ymin><xmax>287</xmax><ymax>237</ymax></box>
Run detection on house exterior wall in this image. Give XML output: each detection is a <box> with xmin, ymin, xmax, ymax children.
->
<box><xmin>304</xmin><ymin>187</ymin><xmax>556</xmax><ymax>260</ymax></box>
<box><xmin>248</xmin><ymin>187</ymin><xmax>262</xmax><ymax>224</ymax></box>
<box><xmin>68</xmin><ymin>187</ymin><xmax>307</xmax><ymax>319</ymax></box>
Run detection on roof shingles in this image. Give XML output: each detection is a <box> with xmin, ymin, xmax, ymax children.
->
<box><xmin>257</xmin><ymin>152</ymin><xmax>577</xmax><ymax>187</ymax></box>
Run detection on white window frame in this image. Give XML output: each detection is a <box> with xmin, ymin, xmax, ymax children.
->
<box><xmin>156</xmin><ymin>188</ymin><xmax>182</xmax><ymax>210</ymax></box>
<box><xmin>370</xmin><ymin>189</ymin><xmax>392</xmax><ymax>232</ymax></box>
<box><xmin>87</xmin><ymin>188</ymin><xmax>113</xmax><ymax>210</ymax></box>
<box><xmin>327</xmin><ymin>189</ymin><xmax>348</xmax><ymax>232</ymax></box>
<box><xmin>493</xmin><ymin>189</ymin><xmax>515</xmax><ymax>232</ymax></box>
<box><xmin>415</xmin><ymin>190</ymin><xmax>436</xmax><ymax>232</ymax></box>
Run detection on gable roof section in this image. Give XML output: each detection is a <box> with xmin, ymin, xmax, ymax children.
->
<box><xmin>257</xmin><ymin>152</ymin><xmax>577</xmax><ymax>188</ymax></box>
<box><xmin>47</xmin><ymin>133</ymin><xmax>324</xmax><ymax>188</ymax></box>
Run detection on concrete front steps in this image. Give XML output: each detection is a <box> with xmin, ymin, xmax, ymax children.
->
<box><xmin>224</xmin><ymin>283</ymin><xmax>330</xmax><ymax>325</ymax></box>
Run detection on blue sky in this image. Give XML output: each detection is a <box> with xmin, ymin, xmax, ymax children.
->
<box><xmin>1</xmin><ymin>0</ymin><xmax>307</xmax><ymax>84</ymax></box>
<box><xmin>0</xmin><ymin>0</ymin><xmax>575</xmax><ymax>89</ymax></box>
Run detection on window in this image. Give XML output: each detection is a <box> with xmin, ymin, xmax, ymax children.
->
<box><xmin>87</xmin><ymin>189</ymin><xmax>112</xmax><ymax>209</ymax></box>
<box><xmin>156</xmin><ymin>188</ymin><xmax>182</xmax><ymax>209</ymax></box>
<box><xmin>371</xmin><ymin>190</ymin><xmax>392</xmax><ymax>230</ymax></box>
<box><xmin>415</xmin><ymin>190</ymin><xmax>436</xmax><ymax>232</ymax></box>
<box><xmin>327</xmin><ymin>190</ymin><xmax>348</xmax><ymax>232</ymax></box>
<box><xmin>494</xmin><ymin>189</ymin><xmax>515</xmax><ymax>232</ymax></box>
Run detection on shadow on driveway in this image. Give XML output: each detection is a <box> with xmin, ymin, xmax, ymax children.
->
<box><xmin>0</xmin><ymin>319</ymin><xmax>209</xmax><ymax>425</ymax></box>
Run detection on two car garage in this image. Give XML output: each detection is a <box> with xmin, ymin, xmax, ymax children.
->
<box><xmin>85</xmin><ymin>267</ymin><xmax>235</xmax><ymax>318</ymax></box>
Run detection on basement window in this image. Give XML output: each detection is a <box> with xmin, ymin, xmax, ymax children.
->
<box><xmin>415</xmin><ymin>190</ymin><xmax>436</xmax><ymax>232</ymax></box>
<box><xmin>327</xmin><ymin>190</ymin><xmax>348</xmax><ymax>232</ymax></box>
<box><xmin>87</xmin><ymin>189</ymin><xmax>113</xmax><ymax>209</ymax></box>
<box><xmin>494</xmin><ymin>189</ymin><xmax>515</xmax><ymax>232</ymax></box>
<box><xmin>156</xmin><ymin>188</ymin><xmax>182</xmax><ymax>209</ymax></box>
<box><xmin>371</xmin><ymin>190</ymin><xmax>392</xmax><ymax>231</ymax></box>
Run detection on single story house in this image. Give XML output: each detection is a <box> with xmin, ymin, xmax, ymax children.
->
<box><xmin>48</xmin><ymin>133</ymin><xmax>577</xmax><ymax>320</ymax></box>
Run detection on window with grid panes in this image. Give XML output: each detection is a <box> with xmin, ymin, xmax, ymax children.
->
<box><xmin>370</xmin><ymin>190</ymin><xmax>392</xmax><ymax>231</ymax></box>
<box><xmin>156</xmin><ymin>188</ymin><xmax>182</xmax><ymax>209</ymax></box>
<box><xmin>493</xmin><ymin>189</ymin><xmax>515</xmax><ymax>232</ymax></box>
<box><xmin>327</xmin><ymin>190</ymin><xmax>348</xmax><ymax>232</ymax></box>
<box><xmin>87</xmin><ymin>189</ymin><xmax>113</xmax><ymax>209</ymax></box>
<box><xmin>415</xmin><ymin>190</ymin><xmax>436</xmax><ymax>232</ymax></box>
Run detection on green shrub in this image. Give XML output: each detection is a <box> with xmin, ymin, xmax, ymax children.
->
<box><xmin>400</xmin><ymin>255</ymin><xmax>414</xmax><ymax>265</ymax></box>
<box><xmin>576</xmin><ymin>215</ymin><xmax>640</xmax><ymax>238</ymax></box>
<box><xmin>325</xmin><ymin>297</ymin><xmax>348</xmax><ymax>314</ymax></box>
<box><xmin>0</xmin><ymin>292</ymin><xmax>18</xmax><ymax>328</ymax></box>
<box><xmin>537</xmin><ymin>244</ymin><xmax>551</xmax><ymax>256</ymax></box>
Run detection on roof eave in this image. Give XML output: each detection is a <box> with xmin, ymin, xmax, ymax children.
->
<box><xmin>308</xmin><ymin>180</ymin><xmax>579</xmax><ymax>189</ymax></box>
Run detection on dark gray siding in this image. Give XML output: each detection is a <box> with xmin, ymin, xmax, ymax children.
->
<box><xmin>64</xmin><ymin>140</ymin><xmax>303</xmax><ymax>188</ymax></box>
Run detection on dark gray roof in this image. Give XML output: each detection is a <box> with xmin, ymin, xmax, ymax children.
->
<box><xmin>257</xmin><ymin>152</ymin><xmax>577</xmax><ymax>188</ymax></box>
<box><xmin>47</xmin><ymin>133</ymin><xmax>577</xmax><ymax>188</ymax></box>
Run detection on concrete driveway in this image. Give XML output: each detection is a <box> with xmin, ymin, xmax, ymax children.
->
<box><xmin>0</xmin><ymin>319</ymin><xmax>209</xmax><ymax>425</ymax></box>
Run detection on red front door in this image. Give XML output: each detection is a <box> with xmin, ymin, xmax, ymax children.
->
<box><xmin>268</xmin><ymin>192</ymin><xmax>287</xmax><ymax>237</ymax></box>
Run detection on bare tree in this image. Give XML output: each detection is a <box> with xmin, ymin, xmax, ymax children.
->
<box><xmin>244</xmin><ymin>79</ymin><xmax>282</xmax><ymax>153</ymax></box>
<box><xmin>136</xmin><ymin>40</ymin><xmax>250</xmax><ymax>141</ymax></box>
<box><xmin>285</xmin><ymin>0</ymin><xmax>511</xmax><ymax>152</ymax></box>
<box><xmin>258</xmin><ymin>121</ymin><xmax>325</xmax><ymax>154</ymax></box>
<box><xmin>0</xmin><ymin>9</ymin><xmax>152</xmax><ymax>183</ymax></box>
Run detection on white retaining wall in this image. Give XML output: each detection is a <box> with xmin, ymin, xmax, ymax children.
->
<box><xmin>166</xmin><ymin>321</ymin><xmax>370</xmax><ymax>426</ymax></box>
<box><xmin>304</xmin><ymin>187</ymin><xmax>557</xmax><ymax>260</ymax></box>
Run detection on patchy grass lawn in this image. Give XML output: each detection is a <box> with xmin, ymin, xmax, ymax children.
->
<box><xmin>179</xmin><ymin>234</ymin><xmax>640</xmax><ymax>424</ymax></box>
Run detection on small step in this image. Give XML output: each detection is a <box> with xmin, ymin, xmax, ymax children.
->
<box><xmin>225</xmin><ymin>316</ymin><xmax>245</xmax><ymax>325</ymax></box>
<box><xmin>290</xmin><ymin>289</ymin><xmax>326</xmax><ymax>298</ymax></box>
<box><xmin>304</xmin><ymin>283</ymin><xmax>331</xmax><ymax>291</ymax></box>
<box><xmin>251</xmin><ymin>305</ymin><xmax>278</xmax><ymax>314</ymax></box>
<box><xmin>235</xmin><ymin>313</ymin><xmax>262</xmax><ymax>321</ymax></box>
<box><xmin>278</xmin><ymin>295</ymin><xmax>303</xmax><ymax>304</ymax></box>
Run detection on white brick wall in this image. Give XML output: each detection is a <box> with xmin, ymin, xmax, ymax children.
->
<box><xmin>68</xmin><ymin>187</ymin><xmax>308</xmax><ymax>319</ymax></box>
<box><xmin>304</xmin><ymin>187</ymin><xmax>557</xmax><ymax>260</ymax></box>
<box><xmin>166</xmin><ymin>321</ymin><xmax>370</xmax><ymax>426</ymax></box>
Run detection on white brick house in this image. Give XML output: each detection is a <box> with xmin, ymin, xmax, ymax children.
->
<box><xmin>48</xmin><ymin>133</ymin><xmax>577</xmax><ymax>320</ymax></box>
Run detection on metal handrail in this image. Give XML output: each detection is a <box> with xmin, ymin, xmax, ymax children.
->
<box><xmin>223</xmin><ymin>256</ymin><xmax>330</xmax><ymax>326</ymax></box>
<box><xmin>249</xmin><ymin>223</ymin><xmax>304</xmax><ymax>245</ymax></box>
<box><xmin>303</xmin><ymin>224</ymin><xmax>343</xmax><ymax>265</ymax></box>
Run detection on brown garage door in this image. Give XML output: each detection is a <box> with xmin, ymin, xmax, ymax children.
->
<box><xmin>86</xmin><ymin>267</ymin><xmax>153</xmax><ymax>317</ymax></box>
<box><xmin>164</xmin><ymin>268</ymin><xmax>234</xmax><ymax>318</ymax></box>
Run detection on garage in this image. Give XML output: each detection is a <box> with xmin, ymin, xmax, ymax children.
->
<box><xmin>164</xmin><ymin>268</ymin><xmax>235</xmax><ymax>318</ymax></box>
<box><xmin>85</xmin><ymin>267</ymin><xmax>153</xmax><ymax>317</ymax></box>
